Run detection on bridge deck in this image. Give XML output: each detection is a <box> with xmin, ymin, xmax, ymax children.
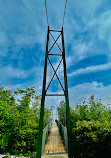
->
<box><xmin>42</xmin><ymin>122</ymin><xmax>68</xmax><ymax>158</ymax></box>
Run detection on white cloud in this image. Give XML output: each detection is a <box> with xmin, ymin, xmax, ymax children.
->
<box><xmin>97</xmin><ymin>11</ymin><xmax>111</xmax><ymax>49</ymax></box>
<box><xmin>0</xmin><ymin>0</ymin><xmax>107</xmax><ymax>61</ymax></box>
<box><xmin>0</xmin><ymin>64</ymin><xmax>44</xmax><ymax>93</ymax></box>
<box><xmin>63</xmin><ymin>0</ymin><xmax>111</xmax><ymax>66</ymax></box>
<box><xmin>68</xmin><ymin>39</ymin><xmax>94</xmax><ymax>63</ymax></box>
<box><xmin>45</xmin><ymin>81</ymin><xmax>111</xmax><ymax>108</ymax></box>
<box><xmin>0</xmin><ymin>65</ymin><xmax>28</xmax><ymax>79</ymax></box>
<box><xmin>69</xmin><ymin>81</ymin><xmax>111</xmax><ymax>105</ymax></box>
<box><xmin>68</xmin><ymin>62</ymin><xmax>111</xmax><ymax>76</ymax></box>
<box><xmin>0</xmin><ymin>0</ymin><xmax>47</xmax><ymax>57</ymax></box>
<box><xmin>1</xmin><ymin>0</ymin><xmax>111</xmax><ymax>105</ymax></box>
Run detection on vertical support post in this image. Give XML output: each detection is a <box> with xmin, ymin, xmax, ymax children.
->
<box><xmin>36</xmin><ymin>26</ymin><xmax>49</xmax><ymax>158</ymax></box>
<box><xmin>61</xmin><ymin>27</ymin><xmax>72</xmax><ymax>158</ymax></box>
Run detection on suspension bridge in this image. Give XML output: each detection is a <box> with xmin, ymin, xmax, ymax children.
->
<box><xmin>36</xmin><ymin>0</ymin><xmax>72</xmax><ymax>157</ymax></box>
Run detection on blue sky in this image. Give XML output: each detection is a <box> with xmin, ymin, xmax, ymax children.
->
<box><xmin>1</xmin><ymin>0</ymin><xmax>111</xmax><ymax>105</ymax></box>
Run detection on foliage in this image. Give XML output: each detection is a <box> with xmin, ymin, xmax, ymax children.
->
<box><xmin>70</xmin><ymin>94</ymin><xmax>111</xmax><ymax>123</ymax></box>
<box><xmin>58</xmin><ymin>94</ymin><xmax>111</xmax><ymax>158</ymax></box>
<box><xmin>0</xmin><ymin>86</ymin><xmax>51</xmax><ymax>156</ymax></box>
<box><xmin>71</xmin><ymin>120</ymin><xmax>111</xmax><ymax>158</ymax></box>
<box><xmin>1</xmin><ymin>86</ymin><xmax>111</xmax><ymax>158</ymax></box>
<box><xmin>57</xmin><ymin>101</ymin><xmax>66</xmax><ymax>126</ymax></box>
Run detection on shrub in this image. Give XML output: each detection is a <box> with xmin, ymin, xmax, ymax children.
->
<box><xmin>71</xmin><ymin>120</ymin><xmax>111</xmax><ymax>158</ymax></box>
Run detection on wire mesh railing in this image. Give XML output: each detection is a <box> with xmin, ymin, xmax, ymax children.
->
<box><xmin>55</xmin><ymin>120</ymin><xmax>68</xmax><ymax>152</ymax></box>
<box><xmin>41</xmin><ymin>120</ymin><xmax>52</xmax><ymax>153</ymax></box>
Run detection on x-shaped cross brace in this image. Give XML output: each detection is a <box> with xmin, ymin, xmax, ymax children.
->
<box><xmin>46</xmin><ymin>57</ymin><xmax>65</xmax><ymax>93</ymax></box>
<box><xmin>48</xmin><ymin>32</ymin><xmax>63</xmax><ymax>54</ymax></box>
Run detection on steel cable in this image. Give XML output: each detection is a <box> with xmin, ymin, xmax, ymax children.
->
<box><xmin>44</xmin><ymin>0</ymin><xmax>49</xmax><ymax>26</ymax></box>
<box><xmin>44</xmin><ymin>0</ymin><xmax>68</xmax><ymax>27</ymax></box>
<box><xmin>62</xmin><ymin>0</ymin><xmax>67</xmax><ymax>27</ymax></box>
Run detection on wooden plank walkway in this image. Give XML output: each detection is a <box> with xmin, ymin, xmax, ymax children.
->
<box><xmin>41</xmin><ymin>122</ymin><xmax>68</xmax><ymax>158</ymax></box>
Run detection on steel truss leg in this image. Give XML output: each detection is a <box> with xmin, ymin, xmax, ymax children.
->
<box><xmin>61</xmin><ymin>27</ymin><xmax>72</xmax><ymax>158</ymax></box>
<box><xmin>36</xmin><ymin>26</ymin><xmax>49</xmax><ymax>158</ymax></box>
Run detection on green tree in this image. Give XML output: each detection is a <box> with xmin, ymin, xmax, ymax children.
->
<box><xmin>0</xmin><ymin>87</ymin><xmax>15</xmax><ymax>153</ymax></box>
<box><xmin>57</xmin><ymin>101</ymin><xmax>66</xmax><ymax>126</ymax></box>
<box><xmin>0</xmin><ymin>86</ymin><xmax>51</xmax><ymax>156</ymax></box>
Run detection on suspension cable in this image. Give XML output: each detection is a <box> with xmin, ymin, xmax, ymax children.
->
<box><xmin>50</xmin><ymin>63</ymin><xmax>53</xmax><ymax>116</ymax></box>
<box><xmin>49</xmin><ymin>38</ymin><xmax>53</xmax><ymax>120</ymax></box>
<box><xmin>44</xmin><ymin>0</ymin><xmax>49</xmax><ymax>26</ymax></box>
<box><xmin>62</xmin><ymin>0</ymin><xmax>68</xmax><ymax>27</ymax></box>
<box><xmin>44</xmin><ymin>0</ymin><xmax>68</xmax><ymax>27</ymax></box>
<box><xmin>57</xmin><ymin>60</ymin><xmax>61</xmax><ymax>106</ymax></box>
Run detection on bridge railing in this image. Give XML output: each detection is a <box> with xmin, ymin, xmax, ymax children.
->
<box><xmin>55</xmin><ymin>120</ymin><xmax>68</xmax><ymax>152</ymax></box>
<box><xmin>41</xmin><ymin>120</ymin><xmax>52</xmax><ymax>153</ymax></box>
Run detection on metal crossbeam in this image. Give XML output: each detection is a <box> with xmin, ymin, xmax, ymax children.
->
<box><xmin>49</xmin><ymin>29</ymin><xmax>62</xmax><ymax>32</ymax></box>
<box><xmin>46</xmin><ymin>94</ymin><xmax>65</xmax><ymax>96</ymax></box>
<box><xmin>48</xmin><ymin>53</ymin><xmax>62</xmax><ymax>56</ymax></box>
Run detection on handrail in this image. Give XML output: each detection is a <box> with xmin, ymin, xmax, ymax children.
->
<box><xmin>41</xmin><ymin>120</ymin><xmax>52</xmax><ymax>153</ymax></box>
<box><xmin>55</xmin><ymin>120</ymin><xmax>68</xmax><ymax>152</ymax></box>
